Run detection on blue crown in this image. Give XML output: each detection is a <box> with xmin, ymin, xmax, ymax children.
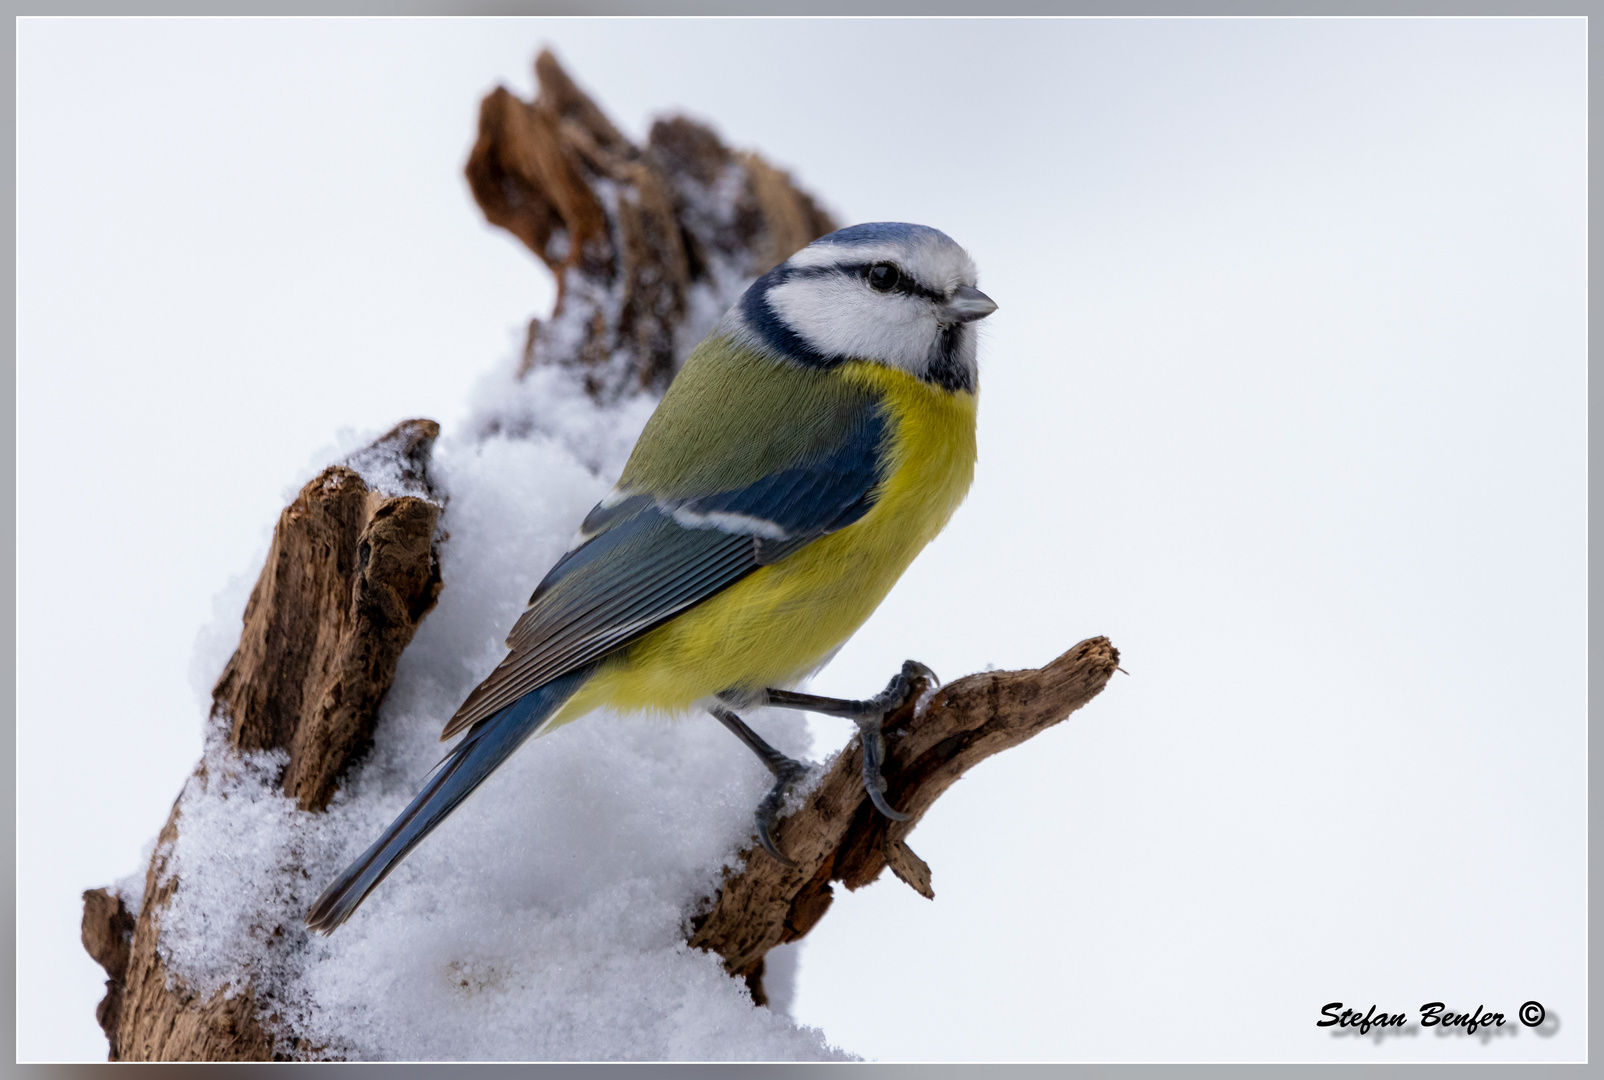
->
<box><xmin>812</xmin><ymin>222</ymin><xmax>952</xmax><ymax>248</ymax></box>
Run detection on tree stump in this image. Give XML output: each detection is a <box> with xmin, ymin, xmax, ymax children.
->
<box><xmin>83</xmin><ymin>419</ymin><xmax>446</xmax><ymax>1061</ymax></box>
<box><xmin>465</xmin><ymin>49</ymin><xmax>836</xmax><ymax>402</ymax></box>
<box><xmin>80</xmin><ymin>50</ymin><xmax>1119</xmax><ymax>1060</ymax></box>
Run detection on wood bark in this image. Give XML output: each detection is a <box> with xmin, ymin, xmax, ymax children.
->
<box><xmin>465</xmin><ymin>48</ymin><xmax>836</xmax><ymax>402</ymax></box>
<box><xmin>689</xmin><ymin>637</ymin><xmax>1122</xmax><ymax>1003</ymax></box>
<box><xmin>81</xmin><ymin>419</ymin><xmax>445</xmax><ymax>1061</ymax></box>
<box><xmin>81</xmin><ymin>50</ymin><xmax>1120</xmax><ymax>1060</ymax></box>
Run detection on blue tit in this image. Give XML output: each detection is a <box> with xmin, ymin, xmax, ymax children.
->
<box><xmin>307</xmin><ymin>222</ymin><xmax>997</xmax><ymax>932</ymax></box>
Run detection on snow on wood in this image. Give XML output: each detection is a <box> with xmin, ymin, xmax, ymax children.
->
<box><xmin>80</xmin><ymin>50</ymin><xmax>1118</xmax><ymax>1061</ymax></box>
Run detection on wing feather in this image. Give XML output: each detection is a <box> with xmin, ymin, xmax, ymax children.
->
<box><xmin>440</xmin><ymin>385</ymin><xmax>891</xmax><ymax>740</ymax></box>
<box><xmin>445</xmin><ymin>522</ymin><xmax>753</xmax><ymax>737</ymax></box>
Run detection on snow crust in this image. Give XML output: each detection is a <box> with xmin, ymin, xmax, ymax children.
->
<box><xmin>155</xmin><ymin>353</ymin><xmax>853</xmax><ymax>1061</ymax></box>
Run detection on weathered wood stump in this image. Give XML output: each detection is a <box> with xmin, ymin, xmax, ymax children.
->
<box><xmin>465</xmin><ymin>49</ymin><xmax>836</xmax><ymax>402</ymax></box>
<box><xmin>83</xmin><ymin>418</ymin><xmax>445</xmax><ymax>1061</ymax></box>
<box><xmin>80</xmin><ymin>50</ymin><xmax>1119</xmax><ymax>1060</ymax></box>
<box><xmin>690</xmin><ymin>638</ymin><xmax>1121</xmax><ymax>1005</ymax></box>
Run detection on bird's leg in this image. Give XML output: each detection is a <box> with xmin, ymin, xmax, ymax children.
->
<box><xmin>709</xmin><ymin>703</ymin><xmax>809</xmax><ymax>869</ymax></box>
<box><xmin>761</xmin><ymin>660</ymin><xmax>938</xmax><ymax>823</ymax></box>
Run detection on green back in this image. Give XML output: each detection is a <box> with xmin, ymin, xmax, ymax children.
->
<box><xmin>620</xmin><ymin>336</ymin><xmax>882</xmax><ymax>499</ymax></box>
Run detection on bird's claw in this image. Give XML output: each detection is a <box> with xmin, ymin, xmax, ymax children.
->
<box><xmin>854</xmin><ymin>660</ymin><xmax>938</xmax><ymax>823</ymax></box>
<box><xmin>754</xmin><ymin>758</ymin><xmax>810</xmax><ymax>868</ymax></box>
<box><xmin>865</xmin><ymin>659</ymin><xmax>939</xmax><ymax>716</ymax></box>
<box><xmin>901</xmin><ymin>660</ymin><xmax>941</xmax><ymax>718</ymax></box>
<box><xmin>859</xmin><ymin>729</ymin><xmax>910</xmax><ymax>822</ymax></box>
<box><xmin>741</xmin><ymin>658</ymin><xmax>942</xmax><ymax>832</ymax></box>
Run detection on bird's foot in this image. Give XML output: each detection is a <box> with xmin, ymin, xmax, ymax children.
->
<box><xmin>860</xmin><ymin>659</ymin><xmax>940</xmax><ymax>721</ymax></box>
<box><xmin>710</xmin><ymin>703</ymin><xmax>812</xmax><ymax>868</ymax></box>
<box><xmin>764</xmin><ymin>659</ymin><xmax>941</xmax><ymax>823</ymax></box>
<box><xmin>753</xmin><ymin>756</ymin><xmax>811</xmax><ymax>869</ymax></box>
<box><xmin>855</xmin><ymin>710</ymin><xmax>908</xmax><ymax>822</ymax></box>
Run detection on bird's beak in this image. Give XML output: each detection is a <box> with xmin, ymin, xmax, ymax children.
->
<box><xmin>944</xmin><ymin>284</ymin><xmax>998</xmax><ymax>323</ymax></box>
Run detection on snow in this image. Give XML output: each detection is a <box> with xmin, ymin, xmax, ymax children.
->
<box><xmin>112</xmin><ymin>848</ymin><xmax>153</xmax><ymax>921</ymax></box>
<box><xmin>153</xmin><ymin>352</ymin><xmax>854</xmax><ymax>1061</ymax></box>
<box><xmin>672</xmin><ymin>159</ymin><xmax>767</xmax><ymax>366</ymax></box>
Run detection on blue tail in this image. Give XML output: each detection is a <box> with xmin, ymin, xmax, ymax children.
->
<box><xmin>305</xmin><ymin>665</ymin><xmax>595</xmax><ymax>933</ymax></box>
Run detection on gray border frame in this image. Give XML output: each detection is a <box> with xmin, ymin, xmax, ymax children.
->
<box><xmin>5</xmin><ymin>2</ymin><xmax>1600</xmax><ymax>14</ymax></box>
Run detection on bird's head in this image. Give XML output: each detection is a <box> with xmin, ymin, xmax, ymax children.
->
<box><xmin>722</xmin><ymin>222</ymin><xmax>997</xmax><ymax>393</ymax></box>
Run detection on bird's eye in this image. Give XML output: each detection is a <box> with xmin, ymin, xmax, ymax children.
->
<box><xmin>866</xmin><ymin>263</ymin><xmax>902</xmax><ymax>293</ymax></box>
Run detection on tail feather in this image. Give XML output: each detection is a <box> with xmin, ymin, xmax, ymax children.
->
<box><xmin>305</xmin><ymin>666</ymin><xmax>594</xmax><ymax>934</ymax></box>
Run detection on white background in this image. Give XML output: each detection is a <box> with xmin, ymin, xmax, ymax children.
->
<box><xmin>17</xmin><ymin>17</ymin><xmax>1585</xmax><ymax>1062</ymax></box>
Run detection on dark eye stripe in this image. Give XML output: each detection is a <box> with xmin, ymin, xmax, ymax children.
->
<box><xmin>849</xmin><ymin>261</ymin><xmax>944</xmax><ymax>302</ymax></box>
<box><xmin>785</xmin><ymin>261</ymin><xmax>946</xmax><ymax>303</ymax></box>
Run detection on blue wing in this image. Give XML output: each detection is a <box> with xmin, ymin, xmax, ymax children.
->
<box><xmin>439</xmin><ymin>398</ymin><xmax>889</xmax><ymax>738</ymax></box>
<box><xmin>306</xmin><ymin>665</ymin><xmax>596</xmax><ymax>933</ymax></box>
<box><xmin>310</xmin><ymin>400</ymin><xmax>887</xmax><ymax>930</ymax></box>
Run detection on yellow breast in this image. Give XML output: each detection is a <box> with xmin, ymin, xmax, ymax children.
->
<box><xmin>554</xmin><ymin>361</ymin><xmax>977</xmax><ymax>723</ymax></box>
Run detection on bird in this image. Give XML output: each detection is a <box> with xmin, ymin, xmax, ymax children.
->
<box><xmin>306</xmin><ymin>222</ymin><xmax>997</xmax><ymax>933</ymax></box>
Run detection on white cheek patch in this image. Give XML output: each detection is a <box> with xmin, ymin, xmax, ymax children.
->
<box><xmin>766</xmin><ymin>275</ymin><xmax>936</xmax><ymax>375</ymax></box>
